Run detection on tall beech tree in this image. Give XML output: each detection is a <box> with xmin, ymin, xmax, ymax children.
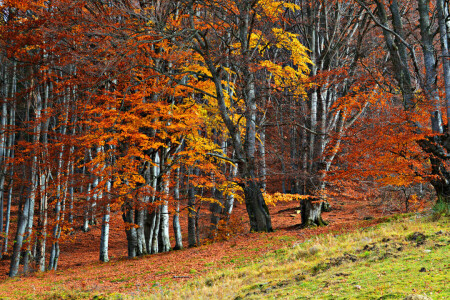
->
<box><xmin>178</xmin><ymin>0</ymin><xmax>311</xmax><ymax>232</ymax></box>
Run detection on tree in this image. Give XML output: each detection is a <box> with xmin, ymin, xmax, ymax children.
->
<box><xmin>176</xmin><ymin>0</ymin><xmax>311</xmax><ymax>232</ymax></box>
<box><xmin>355</xmin><ymin>0</ymin><xmax>450</xmax><ymax>209</ymax></box>
<box><xmin>260</xmin><ymin>0</ymin><xmax>377</xmax><ymax>226</ymax></box>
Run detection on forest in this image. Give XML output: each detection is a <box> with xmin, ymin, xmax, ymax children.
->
<box><xmin>0</xmin><ymin>0</ymin><xmax>449</xmax><ymax>287</ymax></box>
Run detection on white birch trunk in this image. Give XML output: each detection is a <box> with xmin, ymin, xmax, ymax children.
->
<box><xmin>159</xmin><ymin>172</ymin><xmax>171</xmax><ymax>252</ymax></box>
<box><xmin>100</xmin><ymin>180</ymin><xmax>111</xmax><ymax>262</ymax></box>
<box><xmin>437</xmin><ymin>0</ymin><xmax>450</xmax><ymax>130</ymax></box>
<box><xmin>172</xmin><ymin>168</ymin><xmax>183</xmax><ymax>250</ymax></box>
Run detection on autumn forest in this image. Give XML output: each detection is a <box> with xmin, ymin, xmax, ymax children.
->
<box><xmin>0</xmin><ymin>0</ymin><xmax>449</xmax><ymax>285</ymax></box>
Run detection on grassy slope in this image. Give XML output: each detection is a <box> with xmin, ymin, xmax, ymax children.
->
<box><xmin>2</xmin><ymin>213</ymin><xmax>449</xmax><ymax>299</ymax></box>
<box><xmin>154</xmin><ymin>214</ymin><xmax>449</xmax><ymax>300</ymax></box>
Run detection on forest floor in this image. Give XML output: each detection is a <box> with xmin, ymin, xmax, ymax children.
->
<box><xmin>0</xmin><ymin>195</ymin><xmax>418</xmax><ymax>299</ymax></box>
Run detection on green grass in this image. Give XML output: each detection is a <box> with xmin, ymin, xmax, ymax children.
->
<box><xmin>146</xmin><ymin>213</ymin><xmax>449</xmax><ymax>299</ymax></box>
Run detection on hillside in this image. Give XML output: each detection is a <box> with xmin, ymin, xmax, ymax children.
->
<box><xmin>0</xmin><ymin>197</ymin><xmax>448</xmax><ymax>299</ymax></box>
<box><xmin>165</xmin><ymin>213</ymin><xmax>449</xmax><ymax>300</ymax></box>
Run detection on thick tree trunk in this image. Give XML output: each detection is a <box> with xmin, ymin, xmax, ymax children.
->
<box><xmin>243</xmin><ymin>179</ymin><xmax>272</xmax><ymax>232</ymax></box>
<box><xmin>12</xmin><ymin>85</ymin><xmax>42</xmax><ymax>277</ymax></box>
<box><xmin>301</xmin><ymin>198</ymin><xmax>327</xmax><ymax>227</ymax></box>
<box><xmin>432</xmin><ymin>184</ymin><xmax>450</xmax><ymax>206</ymax></box>
<box><xmin>145</xmin><ymin>210</ymin><xmax>157</xmax><ymax>254</ymax></box>
<box><xmin>123</xmin><ymin>204</ymin><xmax>138</xmax><ymax>258</ymax></box>
<box><xmin>418</xmin><ymin>0</ymin><xmax>443</xmax><ymax>134</ymax></box>
<box><xmin>209</xmin><ymin>195</ymin><xmax>222</xmax><ymax>237</ymax></box>
<box><xmin>242</xmin><ymin>74</ymin><xmax>272</xmax><ymax>232</ymax></box>
<box><xmin>437</xmin><ymin>0</ymin><xmax>450</xmax><ymax>128</ymax></box>
<box><xmin>135</xmin><ymin>208</ymin><xmax>147</xmax><ymax>256</ymax></box>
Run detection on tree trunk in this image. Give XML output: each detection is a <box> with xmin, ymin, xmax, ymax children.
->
<box><xmin>188</xmin><ymin>167</ymin><xmax>198</xmax><ymax>247</ymax></box>
<box><xmin>159</xmin><ymin>172</ymin><xmax>171</xmax><ymax>253</ymax></box>
<box><xmin>0</xmin><ymin>71</ymin><xmax>7</xmax><ymax>260</ymax></box>
<box><xmin>172</xmin><ymin>168</ymin><xmax>183</xmax><ymax>250</ymax></box>
<box><xmin>48</xmin><ymin>198</ymin><xmax>61</xmax><ymax>270</ymax></box>
<box><xmin>259</xmin><ymin>127</ymin><xmax>267</xmax><ymax>192</ymax></box>
<box><xmin>418</xmin><ymin>0</ymin><xmax>443</xmax><ymax>134</ymax></box>
<box><xmin>13</xmin><ymin>83</ymin><xmax>42</xmax><ymax>276</ymax></box>
<box><xmin>123</xmin><ymin>204</ymin><xmax>138</xmax><ymax>258</ymax></box>
<box><xmin>2</xmin><ymin>69</ymin><xmax>16</xmax><ymax>255</ymax></box>
<box><xmin>243</xmin><ymin>178</ymin><xmax>272</xmax><ymax>232</ymax></box>
<box><xmin>100</xmin><ymin>203</ymin><xmax>110</xmax><ymax>262</ymax></box>
<box><xmin>82</xmin><ymin>183</ymin><xmax>92</xmax><ymax>232</ymax></box>
<box><xmin>145</xmin><ymin>210</ymin><xmax>157</xmax><ymax>254</ymax></box>
<box><xmin>301</xmin><ymin>198</ymin><xmax>327</xmax><ymax>227</ymax></box>
<box><xmin>150</xmin><ymin>207</ymin><xmax>160</xmax><ymax>254</ymax></box>
<box><xmin>135</xmin><ymin>208</ymin><xmax>147</xmax><ymax>256</ymax></box>
<box><xmin>242</xmin><ymin>74</ymin><xmax>272</xmax><ymax>232</ymax></box>
<box><xmin>437</xmin><ymin>0</ymin><xmax>450</xmax><ymax>134</ymax></box>
<box><xmin>223</xmin><ymin>162</ymin><xmax>237</xmax><ymax>221</ymax></box>
<box><xmin>9</xmin><ymin>198</ymin><xmax>31</xmax><ymax>277</ymax></box>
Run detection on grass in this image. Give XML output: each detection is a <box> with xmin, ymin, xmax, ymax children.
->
<box><xmin>1</xmin><ymin>212</ymin><xmax>448</xmax><ymax>299</ymax></box>
<box><xmin>145</xmin><ymin>213</ymin><xmax>449</xmax><ymax>299</ymax></box>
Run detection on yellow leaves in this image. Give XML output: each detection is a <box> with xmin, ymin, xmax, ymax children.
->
<box><xmin>231</xmin><ymin>32</ymin><xmax>269</xmax><ymax>54</ymax></box>
<box><xmin>183</xmin><ymin>62</ymin><xmax>212</xmax><ymax>78</ymax></box>
<box><xmin>281</xmin><ymin>2</ymin><xmax>300</xmax><ymax>12</ymax></box>
<box><xmin>249</xmin><ymin>32</ymin><xmax>269</xmax><ymax>54</ymax></box>
<box><xmin>256</xmin><ymin>28</ymin><xmax>311</xmax><ymax>98</ymax></box>
<box><xmin>221</xmin><ymin>67</ymin><xmax>236</xmax><ymax>78</ymax></box>
<box><xmin>217</xmin><ymin>181</ymin><xmax>244</xmax><ymax>204</ymax></box>
<box><xmin>260</xmin><ymin>60</ymin><xmax>307</xmax><ymax>97</ymax></box>
<box><xmin>271</xmin><ymin>28</ymin><xmax>312</xmax><ymax>73</ymax></box>
<box><xmin>258</xmin><ymin>0</ymin><xmax>299</xmax><ymax>19</ymax></box>
<box><xmin>264</xmin><ymin>192</ymin><xmax>311</xmax><ymax>206</ymax></box>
